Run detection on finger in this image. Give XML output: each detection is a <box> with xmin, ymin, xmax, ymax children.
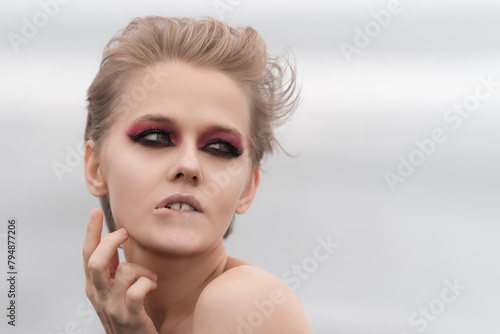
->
<box><xmin>83</xmin><ymin>208</ymin><xmax>103</xmax><ymax>284</ymax></box>
<box><xmin>109</xmin><ymin>249</ymin><xmax>120</xmax><ymax>279</ymax></box>
<box><xmin>111</xmin><ymin>262</ymin><xmax>158</xmax><ymax>297</ymax></box>
<box><xmin>88</xmin><ymin>226</ymin><xmax>129</xmax><ymax>293</ymax></box>
<box><xmin>125</xmin><ymin>277</ymin><xmax>158</xmax><ymax>315</ymax></box>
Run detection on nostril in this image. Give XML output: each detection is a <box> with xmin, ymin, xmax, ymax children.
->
<box><xmin>175</xmin><ymin>172</ymin><xmax>199</xmax><ymax>184</ymax></box>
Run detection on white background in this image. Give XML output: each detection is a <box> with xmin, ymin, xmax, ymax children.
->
<box><xmin>1</xmin><ymin>0</ymin><xmax>499</xmax><ymax>333</ymax></box>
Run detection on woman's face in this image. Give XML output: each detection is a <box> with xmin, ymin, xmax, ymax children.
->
<box><xmin>88</xmin><ymin>61</ymin><xmax>259</xmax><ymax>255</ymax></box>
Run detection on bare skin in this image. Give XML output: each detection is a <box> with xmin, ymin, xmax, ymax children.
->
<box><xmin>83</xmin><ymin>209</ymin><xmax>311</xmax><ymax>333</ymax></box>
<box><xmin>83</xmin><ymin>61</ymin><xmax>312</xmax><ymax>333</ymax></box>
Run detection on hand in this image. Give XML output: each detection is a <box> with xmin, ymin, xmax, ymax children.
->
<box><xmin>83</xmin><ymin>208</ymin><xmax>159</xmax><ymax>334</ymax></box>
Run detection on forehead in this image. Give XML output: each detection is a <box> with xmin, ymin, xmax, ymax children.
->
<box><xmin>116</xmin><ymin>61</ymin><xmax>251</xmax><ymax>136</ymax></box>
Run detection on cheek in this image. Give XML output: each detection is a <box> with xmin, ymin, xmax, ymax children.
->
<box><xmin>202</xmin><ymin>160</ymin><xmax>249</xmax><ymax>213</ymax></box>
<box><xmin>104</xmin><ymin>149</ymin><xmax>159</xmax><ymax>226</ymax></box>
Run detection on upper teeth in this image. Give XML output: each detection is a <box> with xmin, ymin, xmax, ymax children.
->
<box><xmin>166</xmin><ymin>203</ymin><xmax>195</xmax><ymax>211</ymax></box>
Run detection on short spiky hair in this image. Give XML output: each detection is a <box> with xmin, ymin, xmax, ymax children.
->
<box><xmin>85</xmin><ymin>16</ymin><xmax>299</xmax><ymax>238</ymax></box>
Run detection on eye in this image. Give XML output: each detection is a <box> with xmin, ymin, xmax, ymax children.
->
<box><xmin>207</xmin><ymin>142</ymin><xmax>230</xmax><ymax>152</ymax></box>
<box><xmin>143</xmin><ymin>132</ymin><xmax>169</xmax><ymax>143</ymax></box>
<box><xmin>128</xmin><ymin>128</ymin><xmax>173</xmax><ymax>148</ymax></box>
<box><xmin>202</xmin><ymin>140</ymin><xmax>243</xmax><ymax>158</ymax></box>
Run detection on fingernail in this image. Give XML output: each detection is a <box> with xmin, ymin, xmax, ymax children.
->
<box><xmin>116</xmin><ymin>228</ymin><xmax>128</xmax><ymax>236</ymax></box>
<box><xmin>91</xmin><ymin>209</ymin><xmax>98</xmax><ymax>220</ymax></box>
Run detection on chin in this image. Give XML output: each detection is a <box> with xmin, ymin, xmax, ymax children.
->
<box><xmin>129</xmin><ymin>224</ymin><xmax>217</xmax><ymax>256</ymax></box>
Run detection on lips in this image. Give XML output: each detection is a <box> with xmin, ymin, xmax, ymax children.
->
<box><xmin>155</xmin><ymin>192</ymin><xmax>203</xmax><ymax>213</ymax></box>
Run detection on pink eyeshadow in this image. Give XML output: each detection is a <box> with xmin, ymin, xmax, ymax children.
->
<box><xmin>125</xmin><ymin>122</ymin><xmax>162</xmax><ymax>135</ymax></box>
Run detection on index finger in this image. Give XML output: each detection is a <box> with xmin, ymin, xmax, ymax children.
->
<box><xmin>86</xmin><ymin>221</ymin><xmax>129</xmax><ymax>293</ymax></box>
<box><xmin>82</xmin><ymin>208</ymin><xmax>103</xmax><ymax>283</ymax></box>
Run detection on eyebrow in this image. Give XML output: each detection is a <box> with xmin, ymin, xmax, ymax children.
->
<box><xmin>130</xmin><ymin>113</ymin><xmax>245</xmax><ymax>139</ymax></box>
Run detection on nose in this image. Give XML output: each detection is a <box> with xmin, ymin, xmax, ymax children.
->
<box><xmin>167</xmin><ymin>141</ymin><xmax>202</xmax><ymax>186</ymax></box>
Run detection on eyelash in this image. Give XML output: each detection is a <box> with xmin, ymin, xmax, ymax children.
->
<box><xmin>128</xmin><ymin>127</ymin><xmax>174</xmax><ymax>148</ymax></box>
<box><xmin>127</xmin><ymin>127</ymin><xmax>243</xmax><ymax>158</ymax></box>
<box><xmin>201</xmin><ymin>138</ymin><xmax>243</xmax><ymax>158</ymax></box>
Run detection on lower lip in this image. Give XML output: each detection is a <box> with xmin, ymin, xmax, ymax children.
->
<box><xmin>154</xmin><ymin>207</ymin><xmax>202</xmax><ymax>215</ymax></box>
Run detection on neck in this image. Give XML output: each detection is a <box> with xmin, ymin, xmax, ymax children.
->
<box><xmin>122</xmin><ymin>238</ymin><xmax>228</xmax><ymax>331</ymax></box>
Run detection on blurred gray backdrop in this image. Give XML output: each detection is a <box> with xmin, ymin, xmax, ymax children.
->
<box><xmin>1</xmin><ymin>0</ymin><xmax>499</xmax><ymax>333</ymax></box>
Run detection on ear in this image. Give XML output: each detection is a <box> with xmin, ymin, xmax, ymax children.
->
<box><xmin>235</xmin><ymin>167</ymin><xmax>260</xmax><ymax>214</ymax></box>
<box><xmin>84</xmin><ymin>140</ymin><xmax>108</xmax><ymax>197</ymax></box>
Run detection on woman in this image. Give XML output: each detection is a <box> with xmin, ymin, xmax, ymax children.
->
<box><xmin>82</xmin><ymin>16</ymin><xmax>311</xmax><ymax>333</ymax></box>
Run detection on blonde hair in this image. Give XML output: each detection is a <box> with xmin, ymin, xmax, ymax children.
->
<box><xmin>85</xmin><ymin>16</ymin><xmax>299</xmax><ymax>238</ymax></box>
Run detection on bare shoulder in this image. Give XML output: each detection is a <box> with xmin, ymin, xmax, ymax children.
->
<box><xmin>193</xmin><ymin>262</ymin><xmax>312</xmax><ymax>333</ymax></box>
